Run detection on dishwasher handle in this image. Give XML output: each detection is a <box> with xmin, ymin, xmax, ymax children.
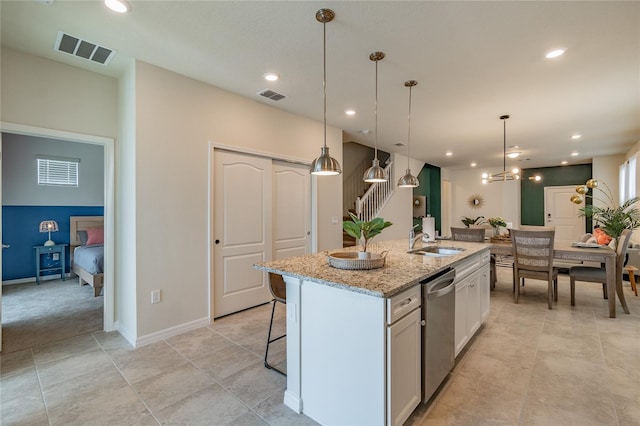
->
<box><xmin>424</xmin><ymin>268</ymin><xmax>456</xmax><ymax>299</ymax></box>
<box><xmin>427</xmin><ymin>279</ymin><xmax>455</xmax><ymax>299</ymax></box>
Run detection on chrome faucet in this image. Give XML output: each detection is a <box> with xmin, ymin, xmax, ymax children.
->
<box><xmin>409</xmin><ymin>224</ymin><xmax>423</xmax><ymax>250</ymax></box>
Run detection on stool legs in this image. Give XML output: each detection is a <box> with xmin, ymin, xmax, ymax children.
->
<box><xmin>628</xmin><ymin>269</ymin><xmax>638</xmax><ymax>296</ymax></box>
<box><xmin>264</xmin><ymin>299</ymin><xmax>286</xmax><ymax>376</ymax></box>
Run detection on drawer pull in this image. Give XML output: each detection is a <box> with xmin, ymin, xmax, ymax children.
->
<box><xmin>398</xmin><ymin>298</ymin><xmax>413</xmax><ymax>308</ymax></box>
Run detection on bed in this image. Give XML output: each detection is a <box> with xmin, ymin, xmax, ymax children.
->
<box><xmin>70</xmin><ymin>216</ymin><xmax>104</xmax><ymax>296</ymax></box>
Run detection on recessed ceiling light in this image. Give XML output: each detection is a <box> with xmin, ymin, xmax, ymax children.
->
<box><xmin>104</xmin><ymin>0</ymin><xmax>130</xmax><ymax>13</ymax></box>
<box><xmin>470</xmin><ymin>162</ymin><xmax>477</xmax><ymax>167</ymax></box>
<box><xmin>445</xmin><ymin>152</ymin><xmax>453</xmax><ymax>156</ymax></box>
<box><xmin>561</xmin><ymin>161</ymin><xmax>568</xmax><ymax>165</ymax></box>
<box><xmin>545</xmin><ymin>48</ymin><xmax>566</xmax><ymax>59</ymax></box>
<box><xmin>507</xmin><ymin>152</ymin><xmax>521</xmax><ymax>159</ymax></box>
<box><xmin>345</xmin><ymin>109</ymin><xmax>356</xmax><ymax>116</ymax></box>
<box><xmin>571</xmin><ymin>152</ymin><xmax>579</xmax><ymax>156</ymax></box>
<box><xmin>571</xmin><ymin>134</ymin><xmax>582</xmax><ymax>140</ymax></box>
<box><xmin>263</xmin><ymin>73</ymin><xmax>279</xmax><ymax>82</ymax></box>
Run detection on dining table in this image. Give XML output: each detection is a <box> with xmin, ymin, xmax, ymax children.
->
<box><xmin>489</xmin><ymin>240</ymin><xmax>627</xmax><ymax>318</ymax></box>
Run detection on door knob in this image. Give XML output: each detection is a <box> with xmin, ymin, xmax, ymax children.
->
<box><xmin>2</xmin><ymin>244</ymin><xmax>9</xmax><ymax>249</ymax></box>
<box><xmin>215</xmin><ymin>239</ymin><xmax>220</xmax><ymax>244</ymax></box>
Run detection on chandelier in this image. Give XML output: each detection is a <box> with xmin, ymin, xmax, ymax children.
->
<box><xmin>482</xmin><ymin>115</ymin><xmax>520</xmax><ymax>183</ymax></box>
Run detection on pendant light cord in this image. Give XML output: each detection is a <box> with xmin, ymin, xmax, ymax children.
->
<box><xmin>407</xmin><ymin>85</ymin><xmax>412</xmax><ymax>169</ymax></box>
<box><xmin>374</xmin><ymin>58</ymin><xmax>379</xmax><ymax>161</ymax></box>
<box><xmin>503</xmin><ymin>117</ymin><xmax>506</xmax><ymax>172</ymax></box>
<box><xmin>322</xmin><ymin>20</ymin><xmax>327</xmax><ymax>150</ymax></box>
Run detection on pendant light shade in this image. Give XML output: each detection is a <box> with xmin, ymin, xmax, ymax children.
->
<box><xmin>363</xmin><ymin>52</ymin><xmax>387</xmax><ymax>183</ymax></box>
<box><xmin>310</xmin><ymin>8</ymin><xmax>341</xmax><ymax>176</ymax></box>
<box><xmin>398</xmin><ymin>80</ymin><xmax>419</xmax><ymax>188</ymax></box>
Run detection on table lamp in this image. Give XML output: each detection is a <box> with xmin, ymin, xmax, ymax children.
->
<box><xmin>39</xmin><ymin>220</ymin><xmax>59</xmax><ymax>246</ymax></box>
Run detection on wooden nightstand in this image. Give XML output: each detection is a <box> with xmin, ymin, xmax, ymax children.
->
<box><xmin>34</xmin><ymin>244</ymin><xmax>68</xmax><ymax>285</ymax></box>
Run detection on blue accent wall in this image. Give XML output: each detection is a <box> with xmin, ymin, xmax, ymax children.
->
<box><xmin>2</xmin><ymin>206</ymin><xmax>104</xmax><ymax>281</ymax></box>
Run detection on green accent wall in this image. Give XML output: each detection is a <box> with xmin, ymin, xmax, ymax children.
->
<box><xmin>413</xmin><ymin>164</ymin><xmax>441</xmax><ymax>233</ymax></box>
<box><xmin>521</xmin><ymin>164</ymin><xmax>592</xmax><ymax>230</ymax></box>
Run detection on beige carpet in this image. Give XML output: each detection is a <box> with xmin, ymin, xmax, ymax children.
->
<box><xmin>1</xmin><ymin>278</ymin><xmax>103</xmax><ymax>354</ymax></box>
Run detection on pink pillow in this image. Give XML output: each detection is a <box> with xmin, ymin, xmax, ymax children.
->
<box><xmin>86</xmin><ymin>227</ymin><xmax>104</xmax><ymax>246</ymax></box>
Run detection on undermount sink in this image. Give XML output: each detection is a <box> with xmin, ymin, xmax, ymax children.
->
<box><xmin>407</xmin><ymin>246</ymin><xmax>465</xmax><ymax>257</ymax></box>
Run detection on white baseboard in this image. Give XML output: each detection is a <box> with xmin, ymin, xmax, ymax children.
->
<box><xmin>2</xmin><ymin>273</ymin><xmax>73</xmax><ymax>286</ymax></box>
<box><xmin>284</xmin><ymin>390</ymin><xmax>303</xmax><ymax>414</ymax></box>
<box><xmin>134</xmin><ymin>316</ymin><xmax>211</xmax><ymax>348</ymax></box>
<box><xmin>117</xmin><ymin>323</ymin><xmax>137</xmax><ymax>348</ymax></box>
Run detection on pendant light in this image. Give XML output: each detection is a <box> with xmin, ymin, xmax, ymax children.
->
<box><xmin>481</xmin><ymin>115</ymin><xmax>520</xmax><ymax>183</ymax></box>
<box><xmin>310</xmin><ymin>9</ymin><xmax>341</xmax><ymax>176</ymax></box>
<box><xmin>398</xmin><ymin>80</ymin><xmax>419</xmax><ymax>188</ymax></box>
<box><xmin>363</xmin><ymin>52</ymin><xmax>387</xmax><ymax>183</ymax></box>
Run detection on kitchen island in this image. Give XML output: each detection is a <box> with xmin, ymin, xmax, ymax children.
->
<box><xmin>255</xmin><ymin>239</ymin><xmax>490</xmax><ymax>426</ymax></box>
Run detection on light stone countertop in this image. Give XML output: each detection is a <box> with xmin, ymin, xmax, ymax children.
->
<box><xmin>254</xmin><ymin>239</ymin><xmax>490</xmax><ymax>298</ymax></box>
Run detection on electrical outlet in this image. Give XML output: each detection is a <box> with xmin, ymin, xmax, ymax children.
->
<box><xmin>151</xmin><ymin>289</ymin><xmax>161</xmax><ymax>304</ymax></box>
<box><xmin>52</xmin><ymin>253</ymin><xmax>60</xmax><ymax>261</ymax></box>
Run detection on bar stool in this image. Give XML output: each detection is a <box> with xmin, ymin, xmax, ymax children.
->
<box><xmin>623</xmin><ymin>265</ymin><xmax>638</xmax><ymax>296</ymax></box>
<box><xmin>265</xmin><ymin>273</ymin><xmax>286</xmax><ymax>376</ymax></box>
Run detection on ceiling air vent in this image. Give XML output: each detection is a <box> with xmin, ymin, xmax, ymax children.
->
<box><xmin>257</xmin><ymin>89</ymin><xmax>286</xmax><ymax>101</ymax></box>
<box><xmin>54</xmin><ymin>31</ymin><xmax>116</xmax><ymax>66</ymax></box>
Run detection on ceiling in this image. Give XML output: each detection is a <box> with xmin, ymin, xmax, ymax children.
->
<box><xmin>1</xmin><ymin>1</ymin><xmax>639</xmax><ymax>171</ymax></box>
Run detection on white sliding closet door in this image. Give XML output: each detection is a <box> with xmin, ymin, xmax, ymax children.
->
<box><xmin>214</xmin><ymin>150</ymin><xmax>272</xmax><ymax>317</ymax></box>
<box><xmin>273</xmin><ymin>161</ymin><xmax>311</xmax><ymax>259</ymax></box>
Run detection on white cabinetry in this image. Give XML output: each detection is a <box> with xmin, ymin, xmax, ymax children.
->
<box><xmin>454</xmin><ymin>251</ymin><xmax>490</xmax><ymax>357</ymax></box>
<box><xmin>387</xmin><ymin>308</ymin><xmax>421</xmax><ymax>426</ymax></box>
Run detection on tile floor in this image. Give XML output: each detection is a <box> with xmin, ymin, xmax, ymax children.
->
<box><xmin>1</xmin><ymin>268</ymin><xmax>639</xmax><ymax>425</ymax></box>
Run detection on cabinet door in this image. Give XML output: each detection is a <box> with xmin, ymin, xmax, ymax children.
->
<box><xmin>454</xmin><ymin>278</ymin><xmax>469</xmax><ymax>357</ymax></box>
<box><xmin>467</xmin><ymin>273</ymin><xmax>482</xmax><ymax>336</ymax></box>
<box><xmin>387</xmin><ymin>309</ymin><xmax>421</xmax><ymax>426</ymax></box>
<box><xmin>479</xmin><ymin>263</ymin><xmax>491</xmax><ymax>322</ymax></box>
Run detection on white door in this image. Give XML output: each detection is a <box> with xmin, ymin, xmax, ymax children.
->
<box><xmin>214</xmin><ymin>150</ymin><xmax>272</xmax><ymax>318</ymax></box>
<box><xmin>273</xmin><ymin>162</ymin><xmax>311</xmax><ymax>259</ymax></box>
<box><xmin>545</xmin><ymin>186</ymin><xmax>586</xmax><ymax>246</ymax></box>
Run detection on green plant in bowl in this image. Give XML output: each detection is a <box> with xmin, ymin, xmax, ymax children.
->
<box><xmin>343</xmin><ymin>212</ymin><xmax>393</xmax><ymax>253</ymax></box>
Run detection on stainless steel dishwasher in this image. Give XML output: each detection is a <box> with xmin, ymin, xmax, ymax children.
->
<box><xmin>421</xmin><ymin>267</ymin><xmax>456</xmax><ymax>403</ymax></box>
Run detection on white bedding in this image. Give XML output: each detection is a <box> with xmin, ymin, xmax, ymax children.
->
<box><xmin>73</xmin><ymin>244</ymin><xmax>104</xmax><ymax>274</ymax></box>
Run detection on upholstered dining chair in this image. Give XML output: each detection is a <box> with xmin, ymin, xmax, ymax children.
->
<box><xmin>511</xmin><ymin>229</ymin><xmax>558</xmax><ymax>309</ymax></box>
<box><xmin>569</xmin><ymin>229</ymin><xmax>632</xmax><ymax>311</ymax></box>
<box><xmin>265</xmin><ymin>272</ymin><xmax>286</xmax><ymax>376</ymax></box>
<box><xmin>451</xmin><ymin>227</ymin><xmax>497</xmax><ymax>289</ymax></box>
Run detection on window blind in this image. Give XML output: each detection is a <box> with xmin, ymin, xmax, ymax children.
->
<box><xmin>37</xmin><ymin>158</ymin><xmax>79</xmax><ymax>187</ymax></box>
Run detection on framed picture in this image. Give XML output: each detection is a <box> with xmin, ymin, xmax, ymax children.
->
<box><xmin>413</xmin><ymin>195</ymin><xmax>426</xmax><ymax>218</ymax></box>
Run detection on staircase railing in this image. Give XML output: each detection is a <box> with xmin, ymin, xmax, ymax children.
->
<box><xmin>356</xmin><ymin>162</ymin><xmax>394</xmax><ymax>222</ymax></box>
<box><xmin>343</xmin><ymin>159</ymin><xmax>371</xmax><ymax>215</ymax></box>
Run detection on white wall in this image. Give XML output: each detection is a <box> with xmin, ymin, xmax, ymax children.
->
<box><xmin>0</xmin><ymin>48</ymin><xmax>117</xmax><ymax>137</ymax></box>
<box><xmin>442</xmin><ymin>166</ymin><xmax>519</xmax><ymax>231</ymax></box>
<box><xmin>2</xmin><ymin>133</ymin><xmax>104</xmax><ymax>206</ymax></box>
<box><xmin>116</xmin><ymin>60</ymin><xmax>138</xmax><ymax>343</ymax></box>
<box><xmin>592</xmin><ymin>154</ymin><xmax>624</xmax><ymax>209</ymax></box>
<box><xmin>133</xmin><ymin>61</ymin><xmax>343</xmax><ymax>336</ymax></box>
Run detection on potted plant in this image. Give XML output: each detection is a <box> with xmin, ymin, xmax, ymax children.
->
<box><xmin>488</xmin><ymin>217</ymin><xmax>507</xmax><ymax>237</ymax></box>
<box><xmin>461</xmin><ymin>216</ymin><xmax>485</xmax><ymax>228</ymax></box>
<box><xmin>343</xmin><ymin>212</ymin><xmax>393</xmax><ymax>258</ymax></box>
<box><xmin>572</xmin><ymin>179</ymin><xmax>640</xmax><ymax>248</ymax></box>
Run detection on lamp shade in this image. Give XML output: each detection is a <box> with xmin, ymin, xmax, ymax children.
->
<box><xmin>310</xmin><ymin>146</ymin><xmax>341</xmax><ymax>175</ymax></box>
<box><xmin>39</xmin><ymin>220</ymin><xmax>59</xmax><ymax>246</ymax></box>
<box><xmin>363</xmin><ymin>159</ymin><xmax>386</xmax><ymax>182</ymax></box>
<box><xmin>39</xmin><ymin>220</ymin><xmax>59</xmax><ymax>233</ymax></box>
